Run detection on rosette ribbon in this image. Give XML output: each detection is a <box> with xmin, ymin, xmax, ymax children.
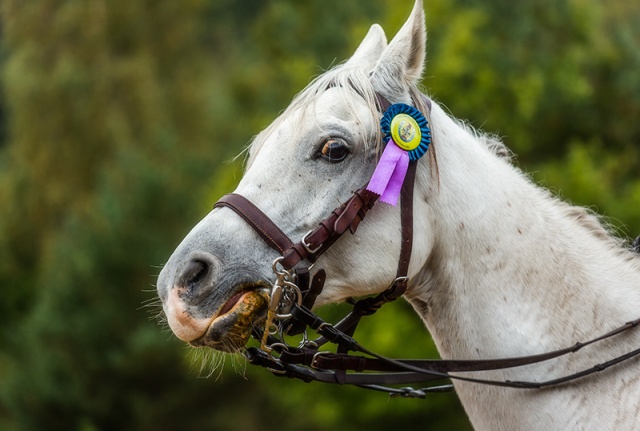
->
<box><xmin>366</xmin><ymin>103</ymin><xmax>431</xmax><ymax>205</ymax></box>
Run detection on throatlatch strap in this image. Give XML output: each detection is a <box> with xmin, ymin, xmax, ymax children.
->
<box><xmin>325</xmin><ymin>159</ymin><xmax>418</xmax><ymax>342</ymax></box>
<box><xmin>393</xmin><ymin>159</ymin><xmax>417</xmax><ymax>295</ymax></box>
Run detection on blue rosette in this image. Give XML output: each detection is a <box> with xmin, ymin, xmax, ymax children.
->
<box><xmin>380</xmin><ymin>103</ymin><xmax>431</xmax><ymax>161</ymax></box>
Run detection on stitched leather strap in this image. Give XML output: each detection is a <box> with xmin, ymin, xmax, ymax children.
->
<box><xmin>391</xmin><ymin>159</ymin><xmax>417</xmax><ymax>297</ymax></box>
<box><xmin>258</xmin><ymin>315</ymin><xmax>640</xmax><ymax>392</ymax></box>
<box><xmin>215</xmin><ymin>186</ymin><xmax>381</xmax><ymax>270</ymax></box>
<box><xmin>214</xmin><ymin>194</ymin><xmax>294</xmax><ymax>255</ymax></box>
<box><xmin>309</xmin><ymin>160</ymin><xmax>417</xmax><ymax>345</ymax></box>
<box><xmin>280</xmin><ymin>187</ymin><xmax>380</xmax><ymax>269</ymax></box>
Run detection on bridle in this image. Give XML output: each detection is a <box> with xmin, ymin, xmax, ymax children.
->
<box><xmin>213</xmin><ymin>92</ymin><xmax>640</xmax><ymax>398</ymax></box>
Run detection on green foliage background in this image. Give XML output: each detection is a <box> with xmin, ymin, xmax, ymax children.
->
<box><xmin>0</xmin><ymin>0</ymin><xmax>638</xmax><ymax>430</ymax></box>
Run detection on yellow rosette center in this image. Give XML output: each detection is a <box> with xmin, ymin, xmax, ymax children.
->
<box><xmin>390</xmin><ymin>113</ymin><xmax>421</xmax><ymax>151</ymax></box>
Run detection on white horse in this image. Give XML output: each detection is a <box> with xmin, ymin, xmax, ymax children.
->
<box><xmin>157</xmin><ymin>1</ymin><xmax>640</xmax><ymax>429</ymax></box>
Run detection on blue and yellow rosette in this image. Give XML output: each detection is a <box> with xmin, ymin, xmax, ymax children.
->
<box><xmin>366</xmin><ymin>103</ymin><xmax>431</xmax><ymax>205</ymax></box>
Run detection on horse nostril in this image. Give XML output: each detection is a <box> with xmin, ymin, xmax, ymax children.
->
<box><xmin>186</xmin><ymin>260</ymin><xmax>208</xmax><ymax>290</ymax></box>
<box><xmin>177</xmin><ymin>252</ymin><xmax>221</xmax><ymax>301</ymax></box>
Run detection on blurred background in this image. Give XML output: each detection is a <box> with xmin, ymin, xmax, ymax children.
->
<box><xmin>1</xmin><ymin>0</ymin><xmax>639</xmax><ymax>430</ymax></box>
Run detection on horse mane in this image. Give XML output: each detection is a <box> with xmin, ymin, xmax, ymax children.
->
<box><xmin>449</xmin><ymin>111</ymin><xmax>640</xmax><ymax>257</ymax></box>
<box><xmin>440</xmin><ymin>104</ymin><xmax>640</xmax><ymax>264</ymax></box>
<box><xmin>550</xmin><ymin>191</ymin><xmax>640</xmax><ymax>263</ymax></box>
<box><xmin>473</xmin><ymin>130</ymin><xmax>513</xmax><ymax>162</ymax></box>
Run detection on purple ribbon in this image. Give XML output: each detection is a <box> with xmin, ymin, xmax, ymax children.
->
<box><xmin>366</xmin><ymin>140</ymin><xmax>410</xmax><ymax>206</ymax></box>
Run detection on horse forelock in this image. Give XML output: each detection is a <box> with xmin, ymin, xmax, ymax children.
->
<box><xmin>244</xmin><ymin>63</ymin><xmax>386</xmax><ymax>168</ymax></box>
<box><xmin>245</xmin><ymin>62</ymin><xmax>448</xmax><ymax>167</ymax></box>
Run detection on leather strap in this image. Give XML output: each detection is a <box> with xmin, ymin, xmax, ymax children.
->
<box><xmin>215</xmin><ymin>187</ymin><xmax>380</xmax><ymax>270</ymax></box>
<box><xmin>252</xmin><ymin>315</ymin><xmax>640</xmax><ymax>393</ymax></box>
<box><xmin>285</xmin><ymin>269</ymin><xmax>326</xmax><ymax>336</ymax></box>
<box><xmin>310</xmin><ymin>160</ymin><xmax>418</xmax><ymax>345</ymax></box>
<box><xmin>215</xmin><ymin>194</ymin><xmax>294</xmax><ymax>255</ymax></box>
<box><xmin>281</xmin><ymin>187</ymin><xmax>379</xmax><ymax>269</ymax></box>
<box><xmin>212</xmin><ymin>91</ymin><xmax>409</xmax><ymax>272</ymax></box>
<box><xmin>391</xmin><ymin>159</ymin><xmax>417</xmax><ymax>297</ymax></box>
<box><xmin>213</xmin><ymin>92</ymin><xmax>422</xmax><ymax>340</ymax></box>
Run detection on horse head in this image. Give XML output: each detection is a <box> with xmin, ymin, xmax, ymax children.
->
<box><xmin>157</xmin><ymin>1</ymin><xmax>433</xmax><ymax>353</ymax></box>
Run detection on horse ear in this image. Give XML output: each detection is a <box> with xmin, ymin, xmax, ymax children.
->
<box><xmin>346</xmin><ymin>24</ymin><xmax>388</xmax><ymax>70</ymax></box>
<box><xmin>372</xmin><ymin>0</ymin><xmax>426</xmax><ymax>98</ymax></box>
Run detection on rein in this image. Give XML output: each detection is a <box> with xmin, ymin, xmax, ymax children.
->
<box><xmin>213</xmin><ymin>93</ymin><xmax>640</xmax><ymax>398</ymax></box>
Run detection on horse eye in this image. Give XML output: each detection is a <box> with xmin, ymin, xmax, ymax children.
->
<box><xmin>319</xmin><ymin>138</ymin><xmax>349</xmax><ymax>163</ymax></box>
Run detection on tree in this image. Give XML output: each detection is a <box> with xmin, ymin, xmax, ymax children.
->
<box><xmin>0</xmin><ymin>1</ymin><xmax>238</xmax><ymax>429</ymax></box>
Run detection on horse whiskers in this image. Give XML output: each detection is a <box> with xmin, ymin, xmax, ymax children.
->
<box><xmin>140</xmin><ymin>297</ymin><xmax>162</xmax><ymax>307</ymax></box>
<box><xmin>187</xmin><ymin>344</ymin><xmax>249</xmax><ymax>381</ymax></box>
<box><xmin>138</xmin><ymin>294</ymin><xmax>169</xmax><ymax>326</ymax></box>
<box><xmin>201</xmin><ymin>349</ymin><xmax>225</xmax><ymax>380</ymax></box>
<box><xmin>152</xmin><ymin>312</ymin><xmax>168</xmax><ymax>325</ymax></box>
<box><xmin>230</xmin><ymin>353</ymin><xmax>248</xmax><ymax>380</ymax></box>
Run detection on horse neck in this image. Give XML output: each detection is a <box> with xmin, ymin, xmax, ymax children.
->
<box><xmin>408</xmin><ymin>103</ymin><xmax>640</xmax><ymax>361</ymax></box>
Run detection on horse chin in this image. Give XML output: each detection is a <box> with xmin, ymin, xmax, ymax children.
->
<box><xmin>190</xmin><ymin>287</ymin><xmax>270</xmax><ymax>353</ymax></box>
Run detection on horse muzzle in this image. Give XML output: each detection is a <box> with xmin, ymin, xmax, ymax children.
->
<box><xmin>158</xmin><ymin>250</ymin><xmax>272</xmax><ymax>353</ymax></box>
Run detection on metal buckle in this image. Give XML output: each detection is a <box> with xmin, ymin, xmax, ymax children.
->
<box><xmin>265</xmin><ymin>343</ymin><xmax>289</xmax><ymax>374</ymax></box>
<box><xmin>311</xmin><ymin>351</ymin><xmax>331</xmax><ymax>369</ymax></box>
<box><xmin>267</xmin><ymin>342</ymin><xmax>288</xmax><ymax>357</ymax></box>
<box><xmin>382</xmin><ymin>276</ymin><xmax>410</xmax><ymax>300</ymax></box>
<box><xmin>302</xmin><ymin>230</ymin><xmax>322</xmax><ymax>254</ymax></box>
<box><xmin>299</xmin><ymin>330</ymin><xmax>319</xmax><ymax>349</ymax></box>
<box><xmin>393</xmin><ymin>276</ymin><xmax>409</xmax><ymax>286</ymax></box>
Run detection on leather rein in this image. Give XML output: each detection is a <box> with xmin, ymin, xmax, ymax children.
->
<box><xmin>213</xmin><ymin>94</ymin><xmax>640</xmax><ymax>398</ymax></box>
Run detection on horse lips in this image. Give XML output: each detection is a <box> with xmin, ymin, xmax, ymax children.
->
<box><xmin>191</xmin><ymin>289</ymin><xmax>269</xmax><ymax>352</ymax></box>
